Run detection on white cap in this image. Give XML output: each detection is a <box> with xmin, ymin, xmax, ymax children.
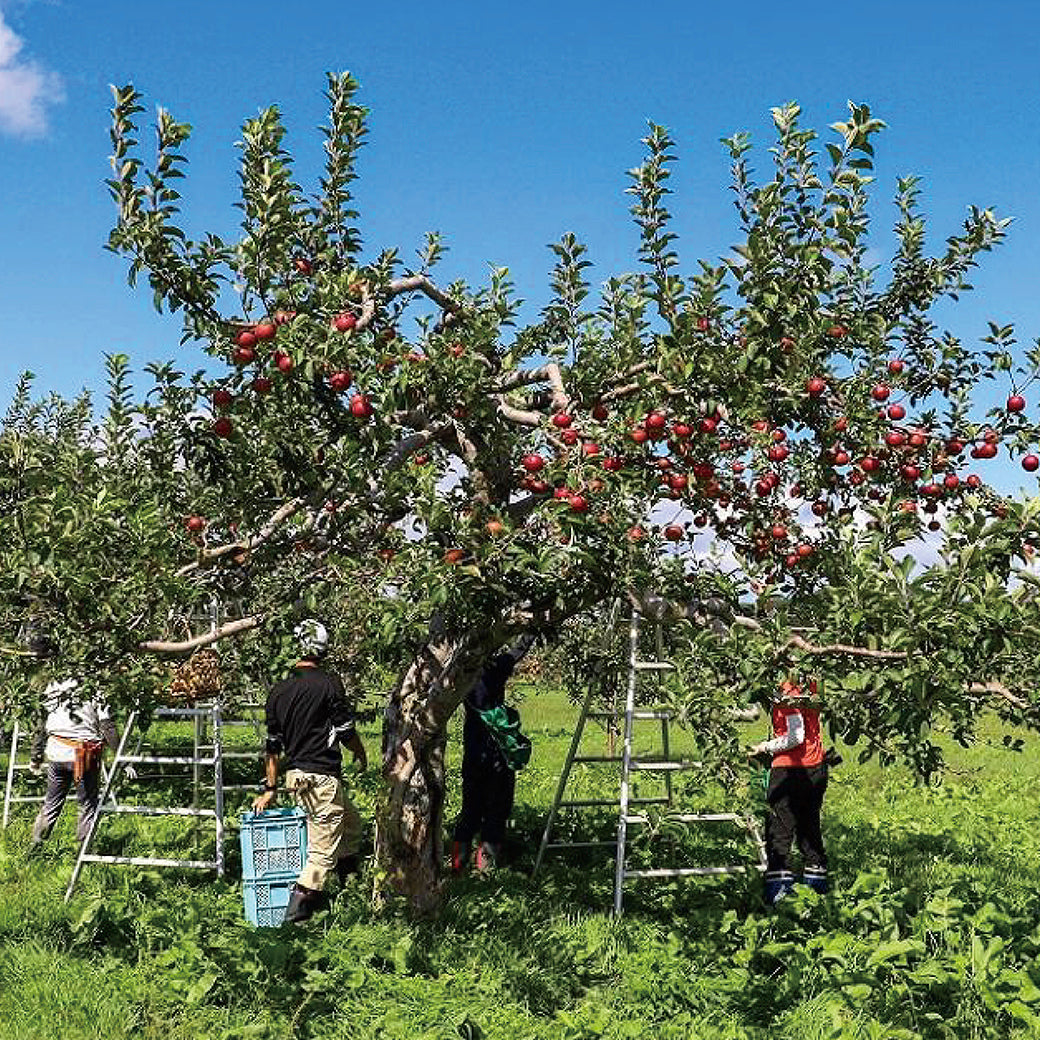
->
<box><xmin>294</xmin><ymin>619</ymin><xmax>329</xmax><ymax>657</ymax></box>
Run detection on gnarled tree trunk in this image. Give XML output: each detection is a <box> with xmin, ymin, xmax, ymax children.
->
<box><xmin>376</xmin><ymin>624</ymin><xmax>499</xmax><ymax>913</ymax></box>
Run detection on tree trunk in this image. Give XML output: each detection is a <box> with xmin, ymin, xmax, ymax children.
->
<box><xmin>375</xmin><ymin>626</ymin><xmax>497</xmax><ymax>913</ymax></box>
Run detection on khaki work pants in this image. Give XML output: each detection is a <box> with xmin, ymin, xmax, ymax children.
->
<box><xmin>285</xmin><ymin>769</ymin><xmax>363</xmax><ymax>890</ymax></box>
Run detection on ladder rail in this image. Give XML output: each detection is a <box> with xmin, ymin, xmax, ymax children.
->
<box><xmin>65</xmin><ymin>709</ymin><xmax>137</xmax><ymax>901</ymax></box>
<box><xmin>533</xmin><ymin>598</ymin><xmax>622</xmax><ymax>876</ymax></box>
<box><xmin>2</xmin><ymin>720</ymin><xmax>20</xmax><ymax>829</ymax></box>
<box><xmin>613</xmin><ymin>610</ymin><xmax>641</xmax><ymax>915</ymax></box>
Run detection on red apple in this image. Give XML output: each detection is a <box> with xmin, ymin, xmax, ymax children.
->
<box><xmin>828</xmin><ymin>324</ymin><xmax>847</xmax><ymax>338</ymax></box>
<box><xmin>213</xmin><ymin>417</ymin><xmax>233</xmax><ymax>438</ymax></box>
<box><xmin>887</xmin><ymin>404</ymin><xmax>906</xmax><ymax>421</ymax></box>
<box><xmin>254</xmin><ymin>321</ymin><xmax>277</xmax><ymax>341</ymax></box>
<box><xmin>350</xmin><ymin>394</ymin><xmax>373</xmax><ymax>418</ymax></box>
<box><xmin>630</xmin><ymin>427</ymin><xmax>649</xmax><ymax>445</ymax></box>
<box><xmin>235</xmin><ymin>329</ymin><xmax>257</xmax><ymax>349</ymax></box>
<box><xmin>251</xmin><ymin>376</ymin><xmax>272</xmax><ymax>395</ymax></box>
<box><xmin>273</xmin><ymin>351</ymin><xmax>293</xmax><ymax>373</ymax></box>
<box><xmin>664</xmin><ymin>524</ymin><xmax>683</xmax><ymax>541</ymax></box>
<box><xmin>212</xmin><ymin>389</ymin><xmax>233</xmax><ymax>410</ymax></box>
<box><xmin>871</xmin><ymin>384</ymin><xmax>891</xmax><ymax>402</ymax></box>
<box><xmin>1008</xmin><ymin>395</ymin><xmax>1026</xmax><ymax>413</ymax></box>
<box><xmin>561</xmin><ymin>429</ymin><xmax>579</xmax><ymax>446</ymax></box>
<box><xmin>552</xmin><ymin>412</ymin><xmax>573</xmax><ymax>429</ymax></box>
<box><xmin>185</xmin><ymin>515</ymin><xmax>205</xmax><ymax>533</ymax></box>
<box><xmin>887</xmin><ymin>359</ymin><xmax>905</xmax><ymax>375</ymax></box>
<box><xmin>645</xmin><ymin>412</ymin><xmax>667</xmax><ymax>431</ymax></box>
<box><xmin>232</xmin><ymin>345</ymin><xmax>255</xmax><ymax>365</ymax></box>
<box><xmin>328</xmin><ymin>370</ymin><xmax>353</xmax><ymax>392</ymax></box>
<box><xmin>1023</xmin><ymin>455</ymin><xmax>1039</xmax><ymax>472</ymax></box>
<box><xmin>522</xmin><ymin>454</ymin><xmax>545</xmax><ymax>473</ymax></box>
<box><xmin>806</xmin><ymin>376</ymin><xmax>826</xmax><ymax>396</ymax></box>
<box><xmin>335</xmin><ymin>312</ymin><xmax>358</xmax><ymax>333</ymax></box>
<box><xmin>592</xmin><ymin>403</ymin><xmax>609</xmax><ymax>421</ymax></box>
<box><xmin>294</xmin><ymin>257</ymin><xmax>313</xmax><ymax>276</ymax></box>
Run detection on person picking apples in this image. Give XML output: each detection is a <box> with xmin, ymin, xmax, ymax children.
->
<box><xmin>451</xmin><ymin>634</ymin><xmax>536</xmax><ymax>873</ymax></box>
<box><xmin>748</xmin><ymin>675</ymin><xmax>829</xmax><ymax>904</ymax></box>
<box><xmin>252</xmin><ymin>619</ymin><xmax>367</xmax><ymax>924</ymax></box>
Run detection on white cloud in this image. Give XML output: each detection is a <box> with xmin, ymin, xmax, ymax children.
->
<box><xmin>0</xmin><ymin>10</ymin><xmax>62</xmax><ymax>136</ymax></box>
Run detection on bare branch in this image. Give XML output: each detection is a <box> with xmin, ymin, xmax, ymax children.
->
<box><xmin>177</xmin><ymin>498</ymin><xmax>304</xmax><ymax>576</ymax></box>
<box><xmin>140</xmin><ymin>615</ymin><xmax>263</xmax><ymax>654</ymax></box>
<box><xmin>970</xmin><ymin>680</ymin><xmax>1031</xmax><ymax>711</ymax></box>
<box><xmin>496</xmin><ymin>399</ymin><xmax>544</xmax><ymax>427</ymax></box>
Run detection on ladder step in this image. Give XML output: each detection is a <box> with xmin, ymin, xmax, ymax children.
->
<box><xmin>560</xmin><ymin>796</ymin><xmax>670</xmax><ymax>809</ymax></box>
<box><xmin>634</xmin><ymin>662</ymin><xmax>675</xmax><ymax>672</ymax></box>
<box><xmin>587</xmin><ymin>710</ymin><xmax>672</xmax><ymax>721</ymax></box>
<box><xmin>154</xmin><ymin>707</ymin><xmax>217</xmax><ymax>718</ymax></box>
<box><xmin>79</xmin><ymin>854</ymin><xmax>218</xmax><ymax>869</ymax></box>
<box><xmin>119</xmin><ymin>755</ymin><xmax>219</xmax><ymax>766</ymax></box>
<box><xmin>573</xmin><ymin>755</ymin><xmax>622</xmax><ymax>763</ymax></box>
<box><xmin>625</xmin><ymin>865</ymin><xmax>761</xmax><ymax>879</ymax></box>
<box><xmin>106</xmin><ymin>806</ymin><xmax>217</xmax><ymax>818</ymax></box>
<box><xmin>630</xmin><ymin>760</ymin><xmax>702</xmax><ymax>771</ymax></box>
<box><xmin>625</xmin><ymin>812</ymin><xmax>743</xmax><ymax>825</ymax></box>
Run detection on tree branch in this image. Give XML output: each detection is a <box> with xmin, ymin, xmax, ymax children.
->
<box><xmin>177</xmin><ymin>498</ymin><xmax>304</xmax><ymax>576</ymax></box>
<box><xmin>140</xmin><ymin>615</ymin><xmax>263</xmax><ymax>654</ymax></box>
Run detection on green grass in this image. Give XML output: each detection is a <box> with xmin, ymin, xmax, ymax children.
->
<box><xmin>3</xmin><ymin>689</ymin><xmax>1040</xmax><ymax>1039</ymax></box>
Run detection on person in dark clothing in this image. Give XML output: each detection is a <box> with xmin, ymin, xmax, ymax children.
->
<box><xmin>253</xmin><ymin>620</ymin><xmax>367</xmax><ymax>924</ymax></box>
<box><xmin>748</xmin><ymin>677</ymin><xmax>828</xmax><ymax>904</ymax></box>
<box><xmin>452</xmin><ymin>635</ymin><xmax>535</xmax><ymax>872</ymax></box>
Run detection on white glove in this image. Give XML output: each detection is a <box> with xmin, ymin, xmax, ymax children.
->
<box><xmin>123</xmin><ymin>765</ymin><xmax>138</xmax><ymax>781</ymax></box>
<box><xmin>28</xmin><ymin>760</ymin><xmax>44</xmax><ymax>777</ymax></box>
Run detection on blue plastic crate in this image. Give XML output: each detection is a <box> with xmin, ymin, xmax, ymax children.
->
<box><xmin>239</xmin><ymin>808</ymin><xmax>308</xmax><ymax>881</ymax></box>
<box><xmin>243</xmin><ymin>872</ymin><xmax>297</xmax><ymax>927</ymax></box>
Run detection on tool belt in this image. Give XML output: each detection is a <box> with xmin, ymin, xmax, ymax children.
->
<box><xmin>51</xmin><ymin>735</ymin><xmax>105</xmax><ymax>783</ymax></box>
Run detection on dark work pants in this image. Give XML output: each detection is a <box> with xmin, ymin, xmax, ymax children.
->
<box><xmin>765</xmin><ymin>764</ymin><xmax>828</xmax><ymax>873</ymax></box>
<box><xmin>454</xmin><ymin>758</ymin><xmax>515</xmax><ymax>847</ymax></box>
<box><xmin>31</xmin><ymin>761</ymin><xmax>101</xmax><ymax>843</ymax></box>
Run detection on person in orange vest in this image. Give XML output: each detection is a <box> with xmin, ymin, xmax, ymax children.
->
<box><xmin>748</xmin><ymin>676</ymin><xmax>828</xmax><ymax>904</ymax></box>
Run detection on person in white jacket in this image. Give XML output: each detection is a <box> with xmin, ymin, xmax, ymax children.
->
<box><xmin>29</xmin><ymin>678</ymin><xmax>122</xmax><ymax>848</ymax></box>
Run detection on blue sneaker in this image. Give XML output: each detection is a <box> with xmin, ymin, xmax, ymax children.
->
<box><xmin>802</xmin><ymin>866</ymin><xmax>828</xmax><ymax>893</ymax></box>
<box><xmin>764</xmin><ymin>871</ymin><xmax>795</xmax><ymax>905</ymax></box>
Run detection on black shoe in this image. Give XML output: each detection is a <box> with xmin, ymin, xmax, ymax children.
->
<box><xmin>335</xmin><ymin>855</ymin><xmax>361</xmax><ymax>885</ymax></box>
<box><xmin>283</xmin><ymin>884</ymin><xmax>328</xmax><ymax>925</ymax></box>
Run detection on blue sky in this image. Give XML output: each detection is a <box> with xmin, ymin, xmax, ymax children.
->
<box><xmin>2</xmin><ymin>0</ymin><xmax>1040</xmax><ymax>487</ymax></box>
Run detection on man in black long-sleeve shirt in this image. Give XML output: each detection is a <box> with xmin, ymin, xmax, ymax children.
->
<box><xmin>253</xmin><ymin>620</ymin><xmax>367</xmax><ymax>923</ymax></box>
<box><xmin>453</xmin><ymin>634</ymin><xmax>535</xmax><ymax>871</ymax></box>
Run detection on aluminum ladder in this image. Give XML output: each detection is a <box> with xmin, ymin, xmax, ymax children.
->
<box><xmin>64</xmin><ymin>701</ymin><xmax>226</xmax><ymax>901</ymax></box>
<box><xmin>535</xmin><ymin>607</ymin><xmax>767</xmax><ymax>914</ymax></box>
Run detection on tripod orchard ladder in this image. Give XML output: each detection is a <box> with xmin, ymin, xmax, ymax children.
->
<box><xmin>534</xmin><ymin>606</ymin><xmax>767</xmax><ymax>914</ymax></box>
<box><xmin>64</xmin><ymin>596</ymin><xmax>233</xmax><ymax>902</ymax></box>
<box><xmin>64</xmin><ymin>700</ymin><xmax>226</xmax><ymax>900</ymax></box>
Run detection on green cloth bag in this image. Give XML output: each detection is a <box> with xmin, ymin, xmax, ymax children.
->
<box><xmin>476</xmin><ymin>704</ymin><xmax>532</xmax><ymax>771</ymax></box>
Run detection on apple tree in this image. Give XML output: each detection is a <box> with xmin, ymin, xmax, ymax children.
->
<box><xmin>7</xmin><ymin>78</ymin><xmax>1040</xmax><ymax>910</ymax></box>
